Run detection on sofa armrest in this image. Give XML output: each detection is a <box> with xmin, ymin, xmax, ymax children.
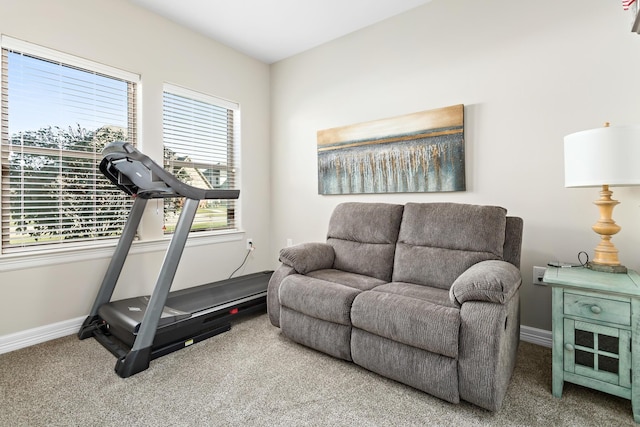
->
<box><xmin>279</xmin><ymin>242</ymin><xmax>335</xmax><ymax>274</ymax></box>
<box><xmin>449</xmin><ymin>260</ymin><xmax>522</xmax><ymax>306</ymax></box>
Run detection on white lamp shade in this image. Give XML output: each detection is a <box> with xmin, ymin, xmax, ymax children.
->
<box><xmin>564</xmin><ymin>125</ymin><xmax>640</xmax><ymax>188</ymax></box>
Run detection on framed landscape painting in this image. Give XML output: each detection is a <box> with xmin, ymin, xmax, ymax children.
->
<box><xmin>317</xmin><ymin>104</ymin><xmax>465</xmax><ymax>195</ymax></box>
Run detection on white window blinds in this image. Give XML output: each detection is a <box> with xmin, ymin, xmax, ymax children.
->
<box><xmin>162</xmin><ymin>85</ymin><xmax>239</xmax><ymax>234</ymax></box>
<box><xmin>0</xmin><ymin>38</ymin><xmax>138</xmax><ymax>253</ymax></box>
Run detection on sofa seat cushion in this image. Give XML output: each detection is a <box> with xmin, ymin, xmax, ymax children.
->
<box><xmin>307</xmin><ymin>269</ymin><xmax>387</xmax><ymax>291</ymax></box>
<box><xmin>279</xmin><ymin>275</ymin><xmax>362</xmax><ymax>326</ymax></box>
<box><xmin>351</xmin><ymin>287</ymin><xmax>461</xmax><ymax>359</ymax></box>
<box><xmin>372</xmin><ymin>282</ymin><xmax>457</xmax><ymax>308</ymax></box>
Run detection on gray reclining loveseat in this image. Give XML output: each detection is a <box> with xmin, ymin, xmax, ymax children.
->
<box><xmin>267</xmin><ymin>202</ymin><xmax>523</xmax><ymax>411</ymax></box>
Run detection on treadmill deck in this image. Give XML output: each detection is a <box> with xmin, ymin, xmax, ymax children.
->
<box><xmin>99</xmin><ymin>271</ymin><xmax>272</xmax><ymax>335</ymax></box>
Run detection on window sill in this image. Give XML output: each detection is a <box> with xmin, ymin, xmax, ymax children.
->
<box><xmin>0</xmin><ymin>230</ymin><xmax>244</xmax><ymax>273</ymax></box>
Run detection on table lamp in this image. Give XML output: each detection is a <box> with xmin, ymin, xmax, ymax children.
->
<box><xmin>564</xmin><ymin>123</ymin><xmax>640</xmax><ymax>273</ymax></box>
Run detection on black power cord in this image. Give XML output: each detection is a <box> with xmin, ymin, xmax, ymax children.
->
<box><xmin>577</xmin><ymin>251</ymin><xmax>589</xmax><ymax>267</ymax></box>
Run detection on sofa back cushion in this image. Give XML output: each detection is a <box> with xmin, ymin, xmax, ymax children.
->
<box><xmin>327</xmin><ymin>202</ymin><xmax>404</xmax><ymax>282</ymax></box>
<box><xmin>393</xmin><ymin>203</ymin><xmax>507</xmax><ymax>290</ymax></box>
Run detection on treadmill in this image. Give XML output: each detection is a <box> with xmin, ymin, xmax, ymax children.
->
<box><xmin>78</xmin><ymin>141</ymin><xmax>272</xmax><ymax>378</ymax></box>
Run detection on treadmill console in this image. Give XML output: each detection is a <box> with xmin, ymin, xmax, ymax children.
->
<box><xmin>100</xmin><ymin>141</ymin><xmax>240</xmax><ymax>201</ymax></box>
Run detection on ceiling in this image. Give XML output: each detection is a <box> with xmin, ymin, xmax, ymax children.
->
<box><xmin>129</xmin><ymin>0</ymin><xmax>432</xmax><ymax>64</ymax></box>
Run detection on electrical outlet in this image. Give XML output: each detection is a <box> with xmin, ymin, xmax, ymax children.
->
<box><xmin>246</xmin><ymin>238</ymin><xmax>253</xmax><ymax>250</ymax></box>
<box><xmin>533</xmin><ymin>266</ymin><xmax>547</xmax><ymax>285</ymax></box>
<box><xmin>286</xmin><ymin>238</ymin><xmax>293</xmax><ymax>247</ymax></box>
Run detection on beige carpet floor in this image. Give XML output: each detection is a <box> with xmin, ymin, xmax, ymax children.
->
<box><xmin>0</xmin><ymin>313</ymin><xmax>634</xmax><ymax>426</ymax></box>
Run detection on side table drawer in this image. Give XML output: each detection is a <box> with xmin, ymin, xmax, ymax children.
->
<box><xmin>564</xmin><ymin>292</ymin><xmax>630</xmax><ymax>326</ymax></box>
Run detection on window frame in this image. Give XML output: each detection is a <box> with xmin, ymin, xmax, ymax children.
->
<box><xmin>162</xmin><ymin>82</ymin><xmax>241</xmax><ymax>236</ymax></box>
<box><xmin>0</xmin><ymin>36</ymin><xmax>141</xmax><ymax>255</ymax></box>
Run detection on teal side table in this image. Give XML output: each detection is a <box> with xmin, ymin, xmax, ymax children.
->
<box><xmin>544</xmin><ymin>266</ymin><xmax>640</xmax><ymax>423</ymax></box>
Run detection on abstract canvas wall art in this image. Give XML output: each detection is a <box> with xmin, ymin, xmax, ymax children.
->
<box><xmin>317</xmin><ymin>104</ymin><xmax>465</xmax><ymax>195</ymax></box>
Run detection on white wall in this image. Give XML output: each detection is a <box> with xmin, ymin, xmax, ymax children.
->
<box><xmin>270</xmin><ymin>0</ymin><xmax>640</xmax><ymax>331</ymax></box>
<box><xmin>0</xmin><ymin>0</ymin><xmax>271</xmax><ymax>335</ymax></box>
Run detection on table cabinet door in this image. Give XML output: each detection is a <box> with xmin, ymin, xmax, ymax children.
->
<box><xmin>563</xmin><ymin>318</ymin><xmax>631</xmax><ymax>388</ymax></box>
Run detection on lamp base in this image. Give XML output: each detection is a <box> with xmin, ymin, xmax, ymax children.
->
<box><xmin>587</xmin><ymin>262</ymin><xmax>628</xmax><ymax>274</ymax></box>
<box><xmin>589</xmin><ymin>185</ymin><xmax>626</xmax><ymax>274</ymax></box>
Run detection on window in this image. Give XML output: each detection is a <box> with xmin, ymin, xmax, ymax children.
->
<box><xmin>162</xmin><ymin>84</ymin><xmax>239</xmax><ymax>234</ymax></box>
<box><xmin>0</xmin><ymin>37</ymin><xmax>138</xmax><ymax>254</ymax></box>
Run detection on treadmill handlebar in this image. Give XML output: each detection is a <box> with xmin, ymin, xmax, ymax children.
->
<box><xmin>100</xmin><ymin>141</ymin><xmax>240</xmax><ymax>201</ymax></box>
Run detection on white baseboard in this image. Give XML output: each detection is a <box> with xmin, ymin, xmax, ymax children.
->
<box><xmin>0</xmin><ymin>316</ymin><xmax>85</xmax><ymax>355</ymax></box>
<box><xmin>520</xmin><ymin>325</ymin><xmax>552</xmax><ymax>348</ymax></box>
<box><xmin>0</xmin><ymin>317</ymin><xmax>554</xmax><ymax>355</ymax></box>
